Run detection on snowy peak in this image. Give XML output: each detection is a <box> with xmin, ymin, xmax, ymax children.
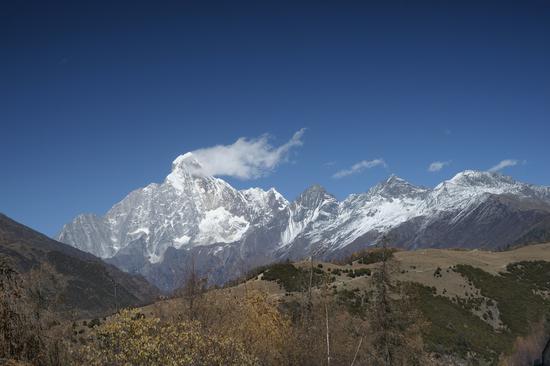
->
<box><xmin>165</xmin><ymin>152</ymin><xmax>216</xmax><ymax>191</ymax></box>
<box><xmin>432</xmin><ymin>170</ymin><xmax>530</xmax><ymax>201</ymax></box>
<box><xmin>280</xmin><ymin>184</ymin><xmax>339</xmax><ymax>247</ymax></box>
<box><xmin>296</xmin><ymin>184</ymin><xmax>336</xmax><ymax>208</ymax></box>
<box><xmin>369</xmin><ymin>175</ymin><xmax>427</xmax><ymax>198</ymax></box>
<box><xmin>241</xmin><ymin>187</ymin><xmax>289</xmax><ymax>215</ymax></box>
<box><xmin>172</xmin><ymin>152</ymin><xmax>202</xmax><ymax>170</ymax></box>
<box><xmin>446</xmin><ymin>170</ymin><xmax>516</xmax><ymax>188</ymax></box>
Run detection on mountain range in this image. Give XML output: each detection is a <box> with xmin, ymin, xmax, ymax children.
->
<box><xmin>57</xmin><ymin>152</ymin><xmax>550</xmax><ymax>291</ymax></box>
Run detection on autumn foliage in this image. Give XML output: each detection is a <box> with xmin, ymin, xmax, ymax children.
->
<box><xmin>73</xmin><ymin>308</ymin><xmax>256</xmax><ymax>366</ymax></box>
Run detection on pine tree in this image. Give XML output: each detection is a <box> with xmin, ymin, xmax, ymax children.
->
<box><xmin>366</xmin><ymin>237</ymin><xmax>429</xmax><ymax>366</ymax></box>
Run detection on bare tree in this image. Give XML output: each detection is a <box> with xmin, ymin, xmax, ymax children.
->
<box><xmin>319</xmin><ymin>252</ymin><xmax>332</xmax><ymax>366</ymax></box>
<box><xmin>308</xmin><ymin>255</ymin><xmax>314</xmax><ymax>304</ymax></box>
<box><xmin>0</xmin><ymin>258</ymin><xmax>44</xmax><ymax>363</ymax></box>
<box><xmin>177</xmin><ymin>255</ymin><xmax>207</xmax><ymax>320</ymax></box>
<box><xmin>350</xmin><ymin>337</ymin><xmax>363</xmax><ymax>366</ymax></box>
<box><xmin>370</xmin><ymin>236</ymin><xmax>392</xmax><ymax>364</ymax></box>
<box><xmin>299</xmin><ymin>254</ymin><xmax>315</xmax><ymax>325</ymax></box>
<box><xmin>325</xmin><ymin>302</ymin><xmax>331</xmax><ymax>366</ymax></box>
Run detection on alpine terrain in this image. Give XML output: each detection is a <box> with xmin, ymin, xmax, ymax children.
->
<box><xmin>58</xmin><ymin>153</ymin><xmax>550</xmax><ymax>290</ymax></box>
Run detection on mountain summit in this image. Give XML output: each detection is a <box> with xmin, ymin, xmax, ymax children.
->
<box><xmin>368</xmin><ymin>175</ymin><xmax>428</xmax><ymax>198</ymax></box>
<box><xmin>167</xmin><ymin>152</ymin><xmax>206</xmax><ymax>185</ymax></box>
<box><xmin>57</xmin><ymin>159</ymin><xmax>550</xmax><ymax>290</ymax></box>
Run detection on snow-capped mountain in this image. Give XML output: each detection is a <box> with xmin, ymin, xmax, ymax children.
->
<box><xmin>59</xmin><ymin>153</ymin><xmax>289</xmax><ymax>262</ymax></box>
<box><xmin>57</xmin><ymin>154</ymin><xmax>550</xmax><ymax>291</ymax></box>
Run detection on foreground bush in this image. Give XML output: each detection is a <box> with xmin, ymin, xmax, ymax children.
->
<box><xmin>74</xmin><ymin>308</ymin><xmax>257</xmax><ymax>366</ymax></box>
<box><xmin>189</xmin><ymin>290</ymin><xmax>294</xmax><ymax>364</ymax></box>
<box><xmin>0</xmin><ymin>259</ymin><xmax>69</xmax><ymax>365</ymax></box>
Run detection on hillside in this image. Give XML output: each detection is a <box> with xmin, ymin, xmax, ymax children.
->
<box><xmin>132</xmin><ymin>243</ymin><xmax>550</xmax><ymax>365</ymax></box>
<box><xmin>0</xmin><ymin>213</ymin><xmax>159</xmax><ymax>318</ymax></box>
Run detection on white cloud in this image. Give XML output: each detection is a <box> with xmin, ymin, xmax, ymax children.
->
<box><xmin>333</xmin><ymin>159</ymin><xmax>386</xmax><ymax>179</ymax></box>
<box><xmin>428</xmin><ymin>161</ymin><xmax>451</xmax><ymax>172</ymax></box>
<box><xmin>488</xmin><ymin>159</ymin><xmax>520</xmax><ymax>173</ymax></box>
<box><xmin>185</xmin><ymin>129</ymin><xmax>306</xmax><ymax>179</ymax></box>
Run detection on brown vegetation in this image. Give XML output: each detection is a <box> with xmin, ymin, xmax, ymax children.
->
<box><xmin>501</xmin><ymin>321</ymin><xmax>549</xmax><ymax>366</ymax></box>
<box><xmin>72</xmin><ymin>308</ymin><xmax>256</xmax><ymax>366</ymax></box>
<box><xmin>3</xmin><ymin>243</ymin><xmax>550</xmax><ymax>365</ymax></box>
<box><xmin>0</xmin><ymin>258</ymin><xmax>70</xmax><ymax>365</ymax></box>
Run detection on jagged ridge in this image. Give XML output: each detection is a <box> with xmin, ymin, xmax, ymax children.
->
<box><xmin>57</xmin><ymin>155</ymin><xmax>550</xmax><ymax>290</ymax></box>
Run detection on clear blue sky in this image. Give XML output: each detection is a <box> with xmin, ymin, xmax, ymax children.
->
<box><xmin>1</xmin><ymin>1</ymin><xmax>549</xmax><ymax>236</ymax></box>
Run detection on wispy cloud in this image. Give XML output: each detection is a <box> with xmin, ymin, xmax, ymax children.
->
<box><xmin>186</xmin><ymin>129</ymin><xmax>306</xmax><ymax>179</ymax></box>
<box><xmin>428</xmin><ymin>161</ymin><xmax>451</xmax><ymax>172</ymax></box>
<box><xmin>333</xmin><ymin>159</ymin><xmax>386</xmax><ymax>179</ymax></box>
<box><xmin>488</xmin><ymin>159</ymin><xmax>520</xmax><ymax>173</ymax></box>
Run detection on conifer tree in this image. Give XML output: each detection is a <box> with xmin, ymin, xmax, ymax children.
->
<box><xmin>366</xmin><ymin>237</ymin><xmax>429</xmax><ymax>366</ymax></box>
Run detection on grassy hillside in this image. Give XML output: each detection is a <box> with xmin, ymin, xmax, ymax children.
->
<box><xmin>4</xmin><ymin>236</ymin><xmax>550</xmax><ymax>365</ymax></box>
<box><xmin>208</xmin><ymin>244</ymin><xmax>550</xmax><ymax>365</ymax></box>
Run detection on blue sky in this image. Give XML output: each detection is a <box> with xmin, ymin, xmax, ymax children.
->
<box><xmin>1</xmin><ymin>0</ymin><xmax>549</xmax><ymax>236</ymax></box>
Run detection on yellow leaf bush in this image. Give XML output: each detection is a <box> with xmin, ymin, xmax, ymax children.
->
<box><xmin>74</xmin><ymin>309</ymin><xmax>257</xmax><ymax>366</ymax></box>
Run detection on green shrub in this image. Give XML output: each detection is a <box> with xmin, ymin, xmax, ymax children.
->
<box><xmin>346</xmin><ymin>248</ymin><xmax>397</xmax><ymax>265</ymax></box>
<box><xmin>455</xmin><ymin>263</ymin><xmax>550</xmax><ymax>337</ymax></box>
<box><xmin>88</xmin><ymin>318</ymin><xmax>101</xmax><ymax>328</ymax></box>
<box><xmin>346</xmin><ymin>268</ymin><xmax>371</xmax><ymax>278</ymax></box>
<box><xmin>503</xmin><ymin>261</ymin><xmax>550</xmax><ymax>292</ymax></box>
<box><xmin>355</xmin><ymin>268</ymin><xmax>371</xmax><ymax>277</ymax></box>
<box><xmin>409</xmin><ymin>283</ymin><xmax>511</xmax><ymax>364</ymax></box>
<box><xmin>261</xmin><ymin>263</ymin><xmax>324</xmax><ymax>292</ymax></box>
<box><xmin>336</xmin><ymin>289</ymin><xmax>368</xmax><ymax>318</ymax></box>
